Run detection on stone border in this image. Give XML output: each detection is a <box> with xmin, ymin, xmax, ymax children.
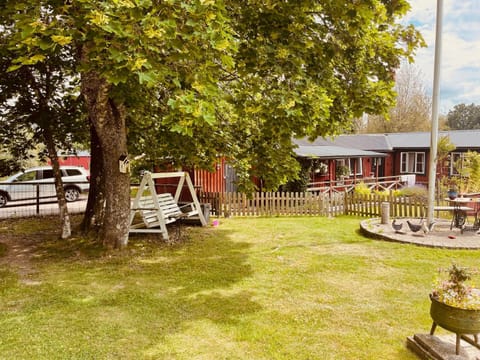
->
<box><xmin>360</xmin><ymin>218</ymin><xmax>480</xmax><ymax>250</ymax></box>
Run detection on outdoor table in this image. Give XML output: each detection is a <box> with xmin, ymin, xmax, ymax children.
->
<box><xmin>442</xmin><ymin>198</ymin><xmax>479</xmax><ymax>231</ymax></box>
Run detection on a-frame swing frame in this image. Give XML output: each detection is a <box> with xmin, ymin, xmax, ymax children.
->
<box><xmin>129</xmin><ymin>171</ymin><xmax>207</xmax><ymax>240</ymax></box>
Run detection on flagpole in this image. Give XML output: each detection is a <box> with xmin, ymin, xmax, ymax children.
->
<box><xmin>427</xmin><ymin>0</ymin><xmax>443</xmax><ymax>226</ymax></box>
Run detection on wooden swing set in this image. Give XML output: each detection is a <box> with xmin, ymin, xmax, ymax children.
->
<box><xmin>128</xmin><ymin>171</ymin><xmax>207</xmax><ymax>241</ymax></box>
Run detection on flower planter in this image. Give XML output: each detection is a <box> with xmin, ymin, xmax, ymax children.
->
<box><xmin>430</xmin><ymin>294</ymin><xmax>480</xmax><ymax>354</ymax></box>
<box><xmin>447</xmin><ymin>190</ymin><xmax>458</xmax><ymax>200</ymax></box>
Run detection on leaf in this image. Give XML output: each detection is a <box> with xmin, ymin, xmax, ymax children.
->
<box><xmin>38</xmin><ymin>39</ymin><xmax>54</xmax><ymax>50</ymax></box>
<box><xmin>132</xmin><ymin>58</ymin><xmax>147</xmax><ymax>71</ymax></box>
<box><xmin>51</xmin><ymin>35</ymin><xmax>72</xmax><ymax>46</ymax></box>
<box><xmin>213</xmin><ymin>39</ymin><xmax>231</xmax><ymax>51</ymax></box>
<box><xmin>7</xmin><ymin>64</ymin><xmax>23</xmax><ymax>72</ymax></box>
<box><xmin>138</xmin><ymin>71</ymin><xmax>157</xmax><ymax>85</ymax></box>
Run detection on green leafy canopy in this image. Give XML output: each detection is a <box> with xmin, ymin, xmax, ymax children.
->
<box><xmin>2</xmin><ymin>0</ymin><xmax>424</xmax><ymax>191</ymax></box>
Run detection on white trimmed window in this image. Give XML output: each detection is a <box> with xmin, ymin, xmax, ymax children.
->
<box><xmin>450</xmin><ymin>152</ymin><xmax>466</xmax><ymax>175</ymax></box>
<box><xmin>400</xmin><ymin>152</ymin><xmax>425</xmax><ymax>174</ymax></box>
<box><xmin>348</xmin><ymin>157</ymin><xmax>363</xmax><ymax>176</ymax></box>
<box><xmin>336</xmin><ymin>158</ymin><xmax>362</xmax><ymax>176</ymax></box>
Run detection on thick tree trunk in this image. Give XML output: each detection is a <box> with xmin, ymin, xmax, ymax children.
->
<box><xmin>81</xmin><ymin>72</ymin><xmax>131</xmax><ymax>249</ymax></box>
<box><xmin>43</xmin><ymin>128</ymin><xmax>71</xmax><ymax>239</ymax></box>
<box><xmin>81</xmin><ymin>121</ymin><xmax>105</xmax><ymax>234</ymax></box>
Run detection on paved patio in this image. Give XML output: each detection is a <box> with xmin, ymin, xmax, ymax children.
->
<box><xmin>360</xmin><ymin>217</ymin><xmax>480</xmax><ymax>249</ymax></box>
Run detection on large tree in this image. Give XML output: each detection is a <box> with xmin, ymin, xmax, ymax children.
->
<box><xmin>3</xmin><ymin>1</ymin><xmax>423</xmax><ymax>248</ymax></box>
<box><xmin>447</xmin><ymin>103</ymin><xmax>480</xmax><ymax>130</ymax></box>
<box><xmin>360</xmin><ymin>62</ymin><xmax>431</xmax><ymax>133</ymax></box>
<box><xmin>0</xmin><ymin>3</ymin><xmax>87</xmax><ymax>238</ymax></box>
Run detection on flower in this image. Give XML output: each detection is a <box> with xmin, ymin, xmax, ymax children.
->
<box><xmin>431</xmin><ymin>264</ymin><xmax>480</xmax><ymax>310</ymax></box>
<box><xmin>314</xmin><ymin>162</ymin><xmax>328</xmax><ymax>174</ymax></box>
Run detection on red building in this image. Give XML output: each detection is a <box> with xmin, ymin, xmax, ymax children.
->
<box><xmin>50</xmin><ymin>151</ymin><xmax>91</xmax><ymax>170</ymax></box>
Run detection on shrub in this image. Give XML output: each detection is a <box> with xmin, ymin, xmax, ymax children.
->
<box><xmin>372</xmin><ymin>189</ymin><xmax>402</xmax><ymax>197</ymax></box>
<box><xmin>398</xmin><ymin>185</ymin><xmax>428</xmax><ymax>203</ymax></box>
<box><xmin>354</xmin><ymin>182</ymin><xmax>371</xmax><ymax>195</ymax></box>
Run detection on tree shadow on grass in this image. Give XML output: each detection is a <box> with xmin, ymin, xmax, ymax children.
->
<box><xmin>0</xmin><ymin>223</ymin><xmax>261</xmax><ymax>358</ymax></box>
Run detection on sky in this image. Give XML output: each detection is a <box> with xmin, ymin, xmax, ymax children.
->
<box><xmin>403</xmin><ymin>0</ymin><xmax>480</xmax><ymax>114</ymax></box>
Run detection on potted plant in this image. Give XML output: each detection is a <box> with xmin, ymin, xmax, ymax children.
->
<box><xmin>335</xmin><ymin>165</ymin><xmax>350</xmax><ymax>180</ymax></box>
<box><xmin>313</xmin><ymin>162</ymin><xmax>328</xmax><ymax>175</ymax></box>
<box><xmin>447</xmin><ymin>184</ymin><xmax>458</xmax><ymax>200</ymax></box>
<box><xmin>430</xmin><ymin>264</ymin><xmax>480</xmax><ymax>354</ymax></box>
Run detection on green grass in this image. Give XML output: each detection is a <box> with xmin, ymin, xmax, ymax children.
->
<box><xmin>1</xmin><ymin>215</ymin><xmax>478</xmax><ymax>359</ymax></box>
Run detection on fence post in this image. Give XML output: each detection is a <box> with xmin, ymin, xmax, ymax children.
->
<box><xmin>36</xmin><ymin>184</ymin><xmax>40</xmax><ymax>214</ymax></box>
<box><xmin>381</xmin><ymin>202</ymin><xmax>390</xmax><ymax>224</ymax></box>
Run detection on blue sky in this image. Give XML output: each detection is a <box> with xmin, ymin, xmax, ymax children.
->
<box><xmin>403</xmin><ymin>0</ymin><xmax>480</xmax><ymax>114</ymax></box>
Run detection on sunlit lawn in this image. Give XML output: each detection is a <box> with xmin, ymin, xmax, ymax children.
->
<box><xmin>1</xmin><ymin>215</ymin><xmax>478</xmax><ymax>359</ymax></box>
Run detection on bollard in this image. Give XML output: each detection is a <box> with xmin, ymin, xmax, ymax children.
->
<box><xmin>381</xmin><ymin>202</ymin><xmax>390</xmax><ymax>224</ymax></box>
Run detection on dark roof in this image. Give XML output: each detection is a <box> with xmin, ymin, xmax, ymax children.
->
<box><xmin>295</xmin><ymin>130</ymin><xmax>480</xmax><ymax>155</ymax></box>
<box><xmin>295</xmin><ymin>145</ymin><xmax>386</xmax><ymax>159</ymax></box>
<box><xmin>384</xmin><ymin>130</ymin><xmax>480</xmax><ymax>149</ymax></box>
<box><xmin>329</xmin><ymin>134</ymin><xmax>392</xmax><ymax>151</ymax></box>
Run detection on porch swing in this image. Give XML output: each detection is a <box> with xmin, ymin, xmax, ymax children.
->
<box><xmin>128</xmin><ymin>171</ymin><xmax>207</xmax><ymax>241</ymax></box>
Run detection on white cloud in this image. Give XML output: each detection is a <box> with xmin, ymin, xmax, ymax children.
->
<box><xmin>403</xmin><ymin>0</ymin><xmax>480</xmax><ymax>113</ymax></box>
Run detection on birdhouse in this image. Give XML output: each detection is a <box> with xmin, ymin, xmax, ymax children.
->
<box><xmin>119</xmin><ymin>155</ymin><xmax>130</xmax><ymax>174</ymax></box>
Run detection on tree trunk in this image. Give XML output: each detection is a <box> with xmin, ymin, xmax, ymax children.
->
<box><xmin>81</xmin><ymin>120</ymin><xmax>105</xmax><ymax>234</ymax></box>
<box><xmin>81</xmin><ymin>71</ymin><xmax>131</xmax><ymax>249</ymax></box>
<box><xmin>43</xmin><ymin>128</ymin><xmax>71</xmax><ymax>239</ymax></box>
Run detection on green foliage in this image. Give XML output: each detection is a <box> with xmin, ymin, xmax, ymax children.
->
<box><xmin>0</xmin><ymin>158</ymin><xmax>21</xmax><ymax>177</ymax></box>
<box><xmin>3</xmin><ymin>0</ymin><xmax>424</xmax><ymax>192</ymax></box>
<box><xmin>447</xmin><ymin>103</ymin><xmax>480</xmax><ymax>130</ymax></box>
<box><xmin>354</xmin><ymin>182</ymin><xmax>371</xmax><ymax>195</ymax></box>
<box><xmin>280</xmin><ymin>158</ymin><xmax>310</xmax><ymax>193</ymax></box>
<box><xmin>437</xmin><ymin>136</ymin><xmax>456</xmax><ymax>163</ymax></box>
<box><xmin>450</xmin><ymin>151</ymin><xmax>480</xmax><ymax>194</ymax></box>
<box><xmin>0</xmin><ymin>1</ymin><xmax>88</xmax><ymax>165</ymax></box>
<box><xmin>398</xmin><ymin>185</ymin><xmax>428</xmax><ymax>203</ymax></box>
<box><xmin>373</xmin><ymin>188</ymin><xmax>402</xmax><ymax>197</ymax></box>
<box><xmin>464</xmin><ymin>152</ymin><xmax>480</xmax><ymax>193</ymax></box>
<box><xmin>335</xmin><ymin>165</ymin><xmax>350</xmax><ymax>179</ymax></box>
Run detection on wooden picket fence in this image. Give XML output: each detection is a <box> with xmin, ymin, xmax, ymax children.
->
<box><xmin>200</xmin><ymin>191</ymin><xmax>426</xmax><ymax>219</ymax></box>
<box><xmin>200</xmin><ymin>191</ymin><xmax>345</xmax><ymax>217</ymax></box>
<box><xmin>344</xmin><ymin>192</ymin><xmax>426</xmax><ymax>218</ymax></box>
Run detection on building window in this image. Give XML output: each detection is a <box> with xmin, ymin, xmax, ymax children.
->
<box><xmin>450</xmin><ymin>152</ymin><xmax>466</xmax><ymax>176</ymax></box>
<box><xmin>371</xmin><ymin>157</ymin><xmax>383</xmax><ymax>177</ymax></box>
<box><xmin>348</xmin><ymin>158</ymin><xmax>363</xmax><ymax>176</ymax></box>
<box><xmin>400</xmin><ymin>152</ymin><xmax>425</xmax><ymax>174</ymax></box>
<box><xmin>336</xmin><ymin>158</ymin><xmax>362</xmax><ymax>176</ymax></box>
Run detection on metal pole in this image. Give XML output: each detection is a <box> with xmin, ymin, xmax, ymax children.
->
<box><xmin>427</xmin><ymin>0</ymin><xmax>443</xmax><ymax>226</ymax></box>
<box><xmin>36</xmin><ymin>184</ymin><xmax>40</xmax><ymax>214</ymax></box>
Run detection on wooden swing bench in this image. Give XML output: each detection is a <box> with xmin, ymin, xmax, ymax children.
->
<box><xmin>134</xmin><ymin>193</ymin><xmax>198</xmax><ymax>229</ymax></box>
<box><xmin>128</xmin><ymin>171</ymin><xmax>207</xmax><ymax>241</ymax></box>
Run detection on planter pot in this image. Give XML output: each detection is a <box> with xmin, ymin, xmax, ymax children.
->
<box><xmin>447</xmin><ymin>190</ymin><xmax>458</xmax><ymax>200</ymax></box>
<box><xmin>430</xmin><ymin>294</ymin><xmax>480</xmax><ymax>354</ymax></box>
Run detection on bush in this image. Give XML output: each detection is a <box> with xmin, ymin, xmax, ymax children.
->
<box><xmin>398</xmin><ymin>185</ymin><xmax>428</xmax><ymax>203</ymax></box>
<box><xmin>354</xmin><ymin>182</ymin><xmax>371</xmax><ymax>195</ymax></box>
<box><xmin>371</xmin><ymin>189</ymin><xmax>402</xmax><ymax>197</ymax></box>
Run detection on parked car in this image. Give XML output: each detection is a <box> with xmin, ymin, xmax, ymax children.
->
<box><xmin>0</xmin><ymin>166</ymin><xmax>90</xmax><ymax>207</ymax></box>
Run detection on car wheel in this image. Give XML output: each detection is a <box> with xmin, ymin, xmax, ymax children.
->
<box><xmin>64</xmin><ymin>187</ymin><xmax>80</xmax><ymax>202</ymax></box>
<box><xmin>0</xmin><ymin>192</ymin><xmax>7</xmax><ymax>208</ymax></box>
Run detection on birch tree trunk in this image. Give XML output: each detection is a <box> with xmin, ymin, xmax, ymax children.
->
<box><xmin>81</xmin><ymin>71</ymin><xmax>131</xmax><ymax>249</ymax></box>
<box><xmin>43</xmin><ymin>128</ymin><xmax>71</xmax><ymax>239</ymax></box>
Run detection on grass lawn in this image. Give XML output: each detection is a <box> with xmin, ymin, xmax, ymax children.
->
<box><xmin>1</xmin><ymin>215</ymin><xmax>478</xmax><ymax>359</ymax></box>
